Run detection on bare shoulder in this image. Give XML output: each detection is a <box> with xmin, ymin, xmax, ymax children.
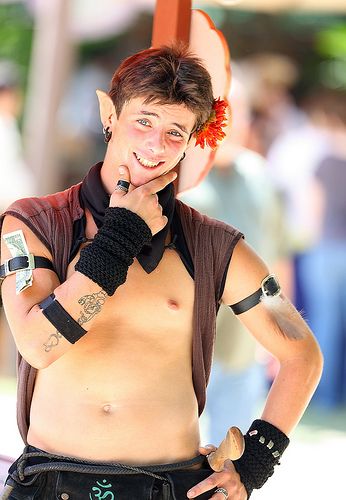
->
<box><xmin>221</xmin><ymin>238</ymin><xmax>269</xmax><ymax>306</ymax></box>
<box><xmin>1</xmin><ymin>214</ymin><xmax>53</xmax><ymax>262</ymax></box>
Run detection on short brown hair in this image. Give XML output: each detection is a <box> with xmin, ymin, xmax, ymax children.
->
<box><xmin>109</xmin><ymin>45</ymin><xmax>214</xmax><ymax>132</ymax></box>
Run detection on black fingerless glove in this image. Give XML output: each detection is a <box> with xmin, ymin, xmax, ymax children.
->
<box><xmin>233</xmin><ymin>419</ymin><xmax>290</xmax><ymax>498</ymax></box>
<box><xmin>75</xmin><ymin>207</ymin><xmax>152</xmax><ymax>295</ymax></box>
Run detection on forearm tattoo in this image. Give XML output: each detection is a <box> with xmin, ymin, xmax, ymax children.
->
<box><xmin>42</xmin><ymin>290</ymin><xmax>106</xmax><ymax>352</ymax></box>
<box><xmin>43</xmin><ymin>330</ymin><xmax>62</xmax><ymax>352</ymax></box>
<box><xmin>77</xmin><ymin>290</ymin><xmax>107</xmax><ymax>326</ymax></box>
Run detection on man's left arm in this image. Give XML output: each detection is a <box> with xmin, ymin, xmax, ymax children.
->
<box><xmin>222</xmin><ymin>238</ymin><xmax>323</xmax><ymax>434</ymax></box>
<box><xmin>188</xmin><ymin>238</ymin><xmax>323</xmax><ymax>499</ymax></box>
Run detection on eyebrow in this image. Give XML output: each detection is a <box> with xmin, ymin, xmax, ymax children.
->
<box><xmin>138</xmin><ymin>110</ymin><xmax>189</xmax><ymax>135</ymax></box>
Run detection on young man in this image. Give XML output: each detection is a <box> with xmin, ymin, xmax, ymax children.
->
<box><xmin>0</xmin><ymin>46</ymin><xmax>322</xmax><ymax>500</ymax></box>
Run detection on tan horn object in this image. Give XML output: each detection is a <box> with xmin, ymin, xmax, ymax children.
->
<box><xmin>0</xmin><ymin>484</ymin><xmax>14</xmax><ymax>500</ymax></box>
<box><xmin>207</xmin><ymin>426</ymin><xmax>245</xmax><ymax>472</ymax></box>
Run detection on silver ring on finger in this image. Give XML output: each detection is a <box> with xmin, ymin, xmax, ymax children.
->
<box><xmin>116</xmin><ymin>180</ymin><xmax>130</xmax><ymax>193</ymax></box>
<box><xmin>215</xmin><ymin>487</ymin><xmax>228</xmax><ymax>499</ymax></box>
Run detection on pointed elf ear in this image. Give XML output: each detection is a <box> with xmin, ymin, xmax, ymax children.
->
<box><xmin>96</xmin><ymin>89</ymin><xmax>116</xmax><ymax>128</ymax></box>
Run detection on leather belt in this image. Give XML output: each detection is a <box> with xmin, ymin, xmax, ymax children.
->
<box><xmin>0</xmin><ymin>255</ymin><xmax>54</xmax><ymax>280</ymax></box>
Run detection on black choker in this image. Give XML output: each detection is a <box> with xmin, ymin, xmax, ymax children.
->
<box><xmin>79</xmin><ymin>162</ymin><xmax>176</xmax><ymax>273</ymax></box>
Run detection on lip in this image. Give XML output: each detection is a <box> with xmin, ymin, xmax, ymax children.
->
<box><xmin>133</xmin><ymin>152</ymin><xmax>165</xmax><ymax>170</ymax></box>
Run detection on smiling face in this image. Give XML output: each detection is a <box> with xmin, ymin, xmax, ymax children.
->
<box><xmin>106</xmin><ymin>97</ymin><xmax>197</xmax><ymax>187</ymax></box>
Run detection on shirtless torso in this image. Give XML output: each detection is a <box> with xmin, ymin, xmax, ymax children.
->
<box><xmin>13</xmin><ymin>210</ymin><xmax>200</xmax><ymax>464</ymax></box>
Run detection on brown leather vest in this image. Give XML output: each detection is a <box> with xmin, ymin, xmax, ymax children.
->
<box><xmin>0</xmin><ymin>183</ymin><xmax>242</xmax><ymax>443</ymax></box>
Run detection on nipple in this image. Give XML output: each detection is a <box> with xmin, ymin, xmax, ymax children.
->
<box><xmin>167</xmin><ymin>299</ymin><xmax>179</xmax><ymax>310</ymax></box>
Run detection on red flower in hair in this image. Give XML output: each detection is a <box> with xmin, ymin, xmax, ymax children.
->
<box><xmin>195</xmin><ymin>97</ymin><xmax>228</xmax><ymax>149</ymax></box>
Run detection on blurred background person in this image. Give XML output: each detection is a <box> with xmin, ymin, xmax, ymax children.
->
<box><xmin>299</xmin><ymin>89</ymin><xmax>346</xmax><ymax>410</ymax></box>
<box><xmin>266</xmin><ymin>88</ymin><xmax>333</xmax><ymax>311</ymax></box>
<box><xmin>0</xmin><ymin>60</ymin><xmax>35</xmax><ymax>377</ymax></box>
<box><xmin>56</xmin><ymin>56</ymin><xmax>113</xmax><ymax>187</ymax></box>
<box><xmin>180</xmin><ymin>68</ymin><xmax>289</xmax><ymax>443</ymax></box>
<box><xmin>0</xmin><ymin>60</ymin><xmax>35</xmax><ymax>211</ymax></box>
<box><xmin>240</xmin><ymin>53</ymin><xmax>304</xmax><ymax>157</ymax></box>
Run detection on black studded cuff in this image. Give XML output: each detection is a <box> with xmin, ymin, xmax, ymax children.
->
<box><xmin>233</xmin><ymin>419</ymin><xmax>290</xmax><ymax>498</ymax></box>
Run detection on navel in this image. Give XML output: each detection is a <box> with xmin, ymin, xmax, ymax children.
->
<box><xmin>167</xmin><ymin>299</ymin><xmax>179</xmax><ymax>310</ymax></box>
<box><xmin>102</xmin><ymin>404</ymin><xmax>115</xmax><ymax>414</ymax></box>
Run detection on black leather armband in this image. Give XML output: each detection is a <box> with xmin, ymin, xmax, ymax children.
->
<box><xmin>39</xmin><ymin>293</ymin><xmax>87</xmax><ymax>344</ymax></box>
<box><xmin>0</xmin><ymin>255</ymin><xmax>54</xmax><ymax>280</ymax></box>
<box><xmin>229</xmin><ymin>274</ymin><xmax>281</xmax><ymax>315</ymax></box>
<box><xmin>233</xmin><ymin>419</ymin><xmax>290</xmax><ymax>498</ymax></box>
<box><xmin>75</xmin><ymin>207</ymin><xmax>152</xmax><ymax>296</ymax></box>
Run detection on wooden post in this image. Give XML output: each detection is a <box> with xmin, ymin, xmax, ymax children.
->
<box><xmin>22</xmin><ymin>0</ymin><xmax>74</xmax><ymax>195</ymax></box>
<box><xmin>151</xmin><ymin>0</ymin><xmax>192</xmax><ymax>185</ymax></box>
<box><xmin>151</xmin><ymin>2</ymin><xmax>231</xmax><ymax>193</ymax></box>
<box><xmin>152</xmin><ymin>0</ymin><xmax>191</xmax><ymax>47</ymax></box>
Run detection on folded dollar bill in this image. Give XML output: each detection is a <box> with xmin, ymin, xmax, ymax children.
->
<box><xmin>2</xmin><ymin>229</ymin><xmax>33</xmax><ymax>294</ymax></box>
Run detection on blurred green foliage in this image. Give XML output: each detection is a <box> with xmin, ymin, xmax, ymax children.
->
<box><xmin>0</xmin><ymin>2</ymin><xmax>345</xmax><ymax>93</ymax></box>
<box><xmin>0</xmin><ymin>2</ymin><xmax>34</xmax><ymax>87</ymax></box>
<box><xmin>214</xmin><ymin>10</ymin><xmax>346</xmax><ymax>95</ymax></box>
<box><xmin>315</xmin><ymin>24</ymin><xmax>346</xmax><ymax>89</ymax></box>
<box><xmin>316</xmin><ymin>24</ymin><xmax>346</xmax><ymax>58</ymax></box>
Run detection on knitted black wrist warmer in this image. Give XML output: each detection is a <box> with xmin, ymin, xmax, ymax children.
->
<box><xmin>75</xmin><ymin>207</ymin><xmax>152</xmax><ymax>295</ymax></box>
<box><xmin>233</xmin><ymin>419</ymin><xmax>290</xmax><ymax>499</ymax></box>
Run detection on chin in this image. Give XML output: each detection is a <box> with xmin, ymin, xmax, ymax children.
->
<box><xmin>129</xmin><ymin>171</ymin><xmax>156</xmax><ymax>188</ymax></box>
<box><xmin>131</xmin><ymin>166</ymin><xmax>175</xmax><ymax>188</ymax></box>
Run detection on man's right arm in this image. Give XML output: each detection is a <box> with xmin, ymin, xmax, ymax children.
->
<box><xmin>1</xmin><ymin>214</ymin><xmax>109</xmax><ymax>369</ymax></box>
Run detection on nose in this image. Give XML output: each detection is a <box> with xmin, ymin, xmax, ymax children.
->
<box><xmin>146</xmin><ymin>129</ymin><xmax>165</xmax><ymax>155</ymax></box>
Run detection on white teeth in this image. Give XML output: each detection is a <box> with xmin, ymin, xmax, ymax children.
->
<box><xmin>135</xmin><ymin>153</ymin><xmax>160</xmax><ymax>168</ymax></box>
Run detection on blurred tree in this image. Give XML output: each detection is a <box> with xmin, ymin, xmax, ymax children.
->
<box><xmin>217</xmin><ymin>9</ymin><xmax>346</xmax><ymax>98</ymax></box>
<box><xmin>0</xmin><ymin>3</ymin><xmax>34</xmax><ymax>87</ymax></box>
<box><xmin>316</xmin><ymin>23</ymin><xmax>346</xmax><ymax>58</ymax></box>
<box><xmin>315</xmin><ymin>23</ymin><xmax>346</xmax><ymax>89</ymax></box>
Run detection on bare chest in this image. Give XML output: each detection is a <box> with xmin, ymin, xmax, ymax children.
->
<box><xmin>66</xmin><ymin>244</ymin><xmax>195</xmax><ymax>350</ymax></box>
